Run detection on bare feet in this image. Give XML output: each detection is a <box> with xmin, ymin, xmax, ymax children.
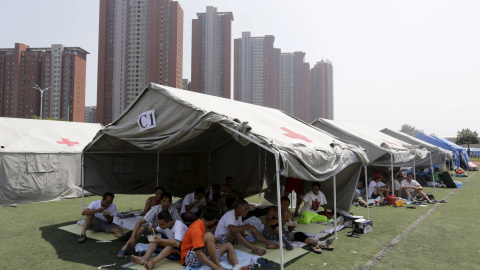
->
<box><xmin>266</xmin><ymin>242</ymin><xmax>280</xmax><ymax>249</ymax></box>
<box><xmin>144</xmin><ymin>260</ymin><xmax>154</xmax><ymax>270</ymax></box>
<box><xmin>253</xmin><ymin>248</ymin><xmax>267</xmax><ymax>256</ymax></box>
<box><xmin>130</xmin><ymin>255</ymin><xmax>146</xmax><ymax>265</ymax></box>
<box><xmin>240</xmin><ymin>266</ymin><xmax>252</xmax><ymax>270</ymax></box>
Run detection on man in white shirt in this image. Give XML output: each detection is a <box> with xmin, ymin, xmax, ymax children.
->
<box><xmin>181</xmin><ymin>188</ymin><xmax>206</xmax><ymax>222</ymax></box>
<box><xmin>215</xmin><ymin>200</ymin><xmax>279</xmax><ymax>256</ymax></box>
<box><xmin>401</xmin><ymin>173</ymin><xmax>434</xmax><ymax>204</ymax></box>
<box><xmin>131</xmin><ymin>211</ymin><xmax>188</xmax><ymax>269</ymax></box>
<box><xmin>78</xmin><ymin>192</ymin><xmax>123</xmax><ymax>243</ymax></box>
<box><xmin>117</xmin><ymin>192</ymin><xmax>182</xmax><ymax>259</ymax></box>
<box><xmin>368</xmin><ymin>173</ymin><xmax>390</xmax><ymax>204</ymax></box>
<box><xmin>295</xmin><ymin>182</ymin><xmax>331</xmax><ymax>219</ymax></box>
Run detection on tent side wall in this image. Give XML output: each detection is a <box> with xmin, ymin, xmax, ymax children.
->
<box><xmin>0</xmin><ymin>153</ymin><xmax>84</xmax><ymax>206</ymax></box>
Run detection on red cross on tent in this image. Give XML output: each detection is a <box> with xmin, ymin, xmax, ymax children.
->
<box><xmin>281</xmin><ymin>127</ymin><xmax>313</xmax><ymax>143</ymax></box>
<box><xmin>57</xmin><ymin>138</ymin><xmax>79</xmax><ymax>147</ymax></box>
<box><xmin>381</xmin><ymin>139</ymin><xmax>398</xmax><ymax>146</ymax></box>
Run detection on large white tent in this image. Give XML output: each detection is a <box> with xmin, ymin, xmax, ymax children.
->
<box><xmin>0</xmin><ymin>117</ymin><xmax>102</xmax><ymax>206</ymax></box>
<box><xmin>83</xmin><ymin>84</ymin><xmax>369</xmax><ymax>268</ymax></box>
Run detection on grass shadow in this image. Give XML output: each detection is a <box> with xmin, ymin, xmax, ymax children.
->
<box><xmin>39</xmin><ymin>221</ymin><xmax>132</xmax><ymax>269</ymax></box>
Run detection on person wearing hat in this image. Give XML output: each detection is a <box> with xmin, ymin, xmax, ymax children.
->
<box><xmin>368</xmin><ymin>172</ymin><xmax>390</xmax><ymax>204</ymax></box>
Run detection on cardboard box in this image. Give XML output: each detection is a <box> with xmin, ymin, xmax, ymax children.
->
<box><xmin>353</xmin><ymin>219</ymin><xmax>373</xmax><ymax>234</ymax></box>
<box><xmin>342</xmin><ymin>215</ymin><xmax>363</xmax><ymax>228</ymax></box>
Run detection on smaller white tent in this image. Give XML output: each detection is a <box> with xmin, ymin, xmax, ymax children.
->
<box><xmin>380</xmin><ymin>128</ymin><xmax>453</xmax><ymax>167</ymax></box>
<box><xmin>0</xmin><ymin>117</ymin><xmax>102</xmax><ymax>206</ymax></box>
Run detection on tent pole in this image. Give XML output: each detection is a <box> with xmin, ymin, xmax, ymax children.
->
<box><xmin>391</xmin><ymin>153</ymin><xmax>394</xmax><ymax>199</ymax></box>
<box><xmin>365</xmin><ymin>165</ymin><xmax>369</xmax><ymax>219</ymax></box>
<box><xmin>259</xmin><ymin>147</ymin><xmax>262</xmax><ymax>205</ymax></box>
<box><xmin>219</xmin><ymin>124</ymin><xmax>284</xmax><ymax>269</ymax></box>
<box><xmin>81</xmin><ymin>153</ymin><xmax>85</xmax><ymax>219</ymax></box>
<box><xmin>274</xmin><ymin>151</ymin><xmax>284</xmax><ymax>270</ymax></box>
<box><xmin>429</xmin><ymin>152</ymin><xmax>436</xmax><ymax>193</ymax></box>
<box><xmin>413</xmin><ymin>155</ymin><xmax>416</xmax><ymax>181</ymax></box>
<box><xmin>156</xmin><ymin>152</ymin><xmax>160</xmax><ymax>187</ymax></box>
<box><xmin>333</xmin><ymin>174</ymin><xmax>338</xmax><ymax>239</ymax></box>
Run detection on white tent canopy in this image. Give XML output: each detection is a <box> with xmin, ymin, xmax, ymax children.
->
<box><xmin>0</xmin><ymin>117</ymin><xmax>102</xmax><ymax>206</ymax></box>
<box><xmin>84</xmin><ymin>84</ymin><xmax>369</xmax><ymax>211</ymax></box>
<box><xmin>311</xmin><ymin>119</ymin><xmax>429</xmax><ymax>167</ymax></box>
<box><xmin>380</xmin><ymin>128</ymin><xmax>453</xmax><ymax>167</ymax></box>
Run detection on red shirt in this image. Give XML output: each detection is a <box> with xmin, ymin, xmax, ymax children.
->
<box><xmin>180</xmin><ymin>219</ymin><xmax>206</xmax><ymax>265</ymax></box>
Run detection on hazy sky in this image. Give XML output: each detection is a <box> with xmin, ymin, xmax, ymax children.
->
<box><xmin>2</xmin><ymin>0</ymin><xmax>479</xmax><ymax>137</ymax></box>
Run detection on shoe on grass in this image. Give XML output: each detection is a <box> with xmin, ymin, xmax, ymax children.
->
<box><xmin>256</xmin><ymin>258</ymin><xmax>275</xmax><ymax>268</ymax></box>
<box><xmin>78</xmin><ymin>234</ymin><xmax>87</xmax><ymax>243</ymax></box>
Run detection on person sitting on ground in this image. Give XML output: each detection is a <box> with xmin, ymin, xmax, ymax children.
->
<box><xmin>263</xmin><ymin>196</ymin><xmax>334</xmax><ymax>253</ymax></box>
<box><xmin>386</xmin><ymin>174</ymin><xmax>401</xmax><ymax>198</ymax></box>
<box><xmin>78</xmin><ymin>192</ymin><xmax>123</xmax><ymax>243</ymax></box>
<box><xmin>353</xmin><ymin>181</ymin><xmax>367</xmax><ymax>207</ymax></box>
<box><xmin>181</xmin><ymin>206</ymin><xmax>251</xmax><ymax>270</ymax></box>
<box><xmin>181</xmin><ymin>187</ymin><xmax>206</xmax><ymax>222</ymax></box>
<box><xmin>205</xmin><ymin>183</ymin><xmax>227</xmax><ymax>215</ymax></box>
<box><xmin>117</xmin><ymin>192</ymin><xmax>181</xmax><ymax>258</ymax></box>
<box><xmin>401</xmin><ymin>172</ymin><xmax>434</xmax><ymax>204</ymax></box>
<box><xmin>221</xmin><ymin>176</ymin><xmax>243</xmax><ymax>208</ymax></box>
<box><xmin>368</xmin><ymin>173</ymin><xmax>390</xmax><ymax>204</ymax></box>
<box><xmin>283</xmin><ymin>177</ymin><xmax>303</xmax><ymax>212</ymax></box>
<box><xmin>214</xmin><ymin>199</ymin><xmax>279</xmax><ymax>256</ymax></box>
<box><xmin>142</xmin><ymin>186</ymin><xmax>165</xmax><ymax>216</ymax></box>
<box><xmin>131</xmin><ymin>211</ymin><xmax>188</xmax><ymax>270</ymax></box>
<box><xmin>295</xmin><ymin>182</ymin><xmax>331</xmax><ymax>219</ymax></box>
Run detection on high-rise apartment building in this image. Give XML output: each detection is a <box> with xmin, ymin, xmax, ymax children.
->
<box><xmin>233</xmin><ymin>32</ymin><xmax>280</xmax><ymax>108</ymax></box>
<box><xmin>191</xmin><ymin>6</ymin><xmax>233</xmax><ymax>98</ymax></box>
<box><xmin>310</xmin><ymin>59</ymin><xmax>334</xmax><ymax>120</ymax></box>
<box><xmin>0</xmin><ymin>43</ymin><xmax>88</xmax><ymax>121</ymax></box>
<box><xmin>182</xmin><ymin>78</ymin><xmax>190</xmax><ymax>90</ymax></box>
<box><xmin>85</xmin><ymin>106</ymin><xmax>97</xmax><ymax>123</ymax></box>
<box><xmin>97</xmin><ymin>0</ymin><xmax>183</xmax><ymax>125</ymax></box>
<box><xmin>279</xmin><ymin>52</ymin><xmax>310</xmax><ymax>121</ymax></box>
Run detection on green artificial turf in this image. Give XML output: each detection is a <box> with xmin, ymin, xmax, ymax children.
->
<box><xmin>0</xmin><ymin>173</ymin><xmax>478</xmax><ymax>270</ymax></box>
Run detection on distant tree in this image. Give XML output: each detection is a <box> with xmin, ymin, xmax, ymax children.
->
<box><xmin>456</xmin><ymin>128</ymin><xmax>479</xmax><ymax>156</ymax></box>
<box><xmin>430</xmin><ymin>133</ymin><xmax>437</xmax><ymax>137</ymax></box>
<box><xmin>400</xmin><ymin>124</ymin><xmax>420</xmax><ymax>136</ymax></box>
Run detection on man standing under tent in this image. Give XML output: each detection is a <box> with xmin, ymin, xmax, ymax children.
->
<box><xmin>181</xmin><ymin>187</ymin><xmax>206</xmax><ymax>222</ymax></box>
<box><xmin>386</xmin><ymin>174</ymin><xmax>402</xmax><ymax>198</ymax></box>
<box><xmin>283</xmin><ymin>177</ymin><xmax>303</xmax><ymax>212</ymax></box>
<box><xmin>368</xmin><ymin>173</ymin><xmax>390</xmax><ymax>204</ymax></box>
<box><xmin>263</xmin><ymin>196</ymin><xmax>334</xmax><ymax>254</ymax></box>
<box><xmin>130</xmin><ymin>211</ymin><xmax>187</xmax><ymax>270</ymax></box>
<box><xmin>78</xmin><ymin>192</ymin><xmax>123</xmax><ymax>243</ymax></box>
<box><xmin>295</xmin><ymin>182</ymin><xmax>332</xmax><ymax>219</ymax></box>
<box><xmin>215</xmin><ymin>200</ymin><xmax>279</xmax><ymax>256</ymax></box>
<box><xmin>401</xmin><ymin>173</ymin><xmax>435</xmax><ymax>204</ymax></box>
<box><xmin>117</xmin><ymin>192</ymin><xmax>181</xmax><ymax>258</ymax></box>
<box><xmin>181</xmin><ymin>206</ymin><xmax>251</xmax><ymax>270</ymax></box>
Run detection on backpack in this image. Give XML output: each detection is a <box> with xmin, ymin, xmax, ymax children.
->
<box><xmin>439</xmin><ymin>172</ymin><xmax>457</xmax><ymax>188</ymax></box>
